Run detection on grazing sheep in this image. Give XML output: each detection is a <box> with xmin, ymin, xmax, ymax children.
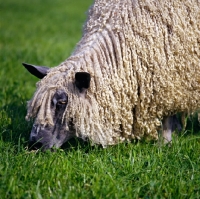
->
<box><xmin>23</xmin><ymin>0</ymin><xmax>200</xmax><ymax>150</ymax></box>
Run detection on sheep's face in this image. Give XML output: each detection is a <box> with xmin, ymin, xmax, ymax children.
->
<box><xmin>23</xmin><ymin>63</ymin><xmax>91</xmax><ymax>150</ymax></box>
<box><xmin>28</xmin><ymin>90</ymin><xmax>73</xmax><ymax>150</ymax></box>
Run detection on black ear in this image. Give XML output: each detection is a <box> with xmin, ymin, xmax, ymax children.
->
<box><xmin>22</xmin><ymin>63</ymin><xmax>49</xmax><ymax>79</ymax></box>
<box><xmin>75</xmin><ymin>72</ymin><xmax>91</xmax><ymax>92</ymax></box>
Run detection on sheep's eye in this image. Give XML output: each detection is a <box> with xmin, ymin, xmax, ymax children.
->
<box><xmin>57</xmin><ymin>100</ymin><xmax>67</xmax><ymax>105</ymax></box>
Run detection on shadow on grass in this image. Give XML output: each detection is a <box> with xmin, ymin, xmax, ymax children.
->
<box><xmin>183</xmin><ymin>112</ymin><xmax>200</xmax><ymax>135</ymax></box>
<box><xmin>61</xmin><ymin>137</ymin><xmax>103</xmax><ymax>153</ymax></box>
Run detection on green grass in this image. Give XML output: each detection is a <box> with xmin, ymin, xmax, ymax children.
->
<box><xmin>0</xmin><ymin>0</ymin><xmax>200</xmax><ymax>198</ymax></box>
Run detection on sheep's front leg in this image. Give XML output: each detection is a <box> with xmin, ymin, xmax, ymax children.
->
<box><xmin>160</xmin><ymin>115</ymin><xmax>182</xmax><ymax>144</ymax></box>
<box><xmin>161</xmin><ymin>116</ymin><xmax>173</xmax><ymax>144</ymax></box>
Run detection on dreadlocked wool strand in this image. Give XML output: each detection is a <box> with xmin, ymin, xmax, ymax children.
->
<box><xmin>26</xmin><ymin>0</ymin><xmax>200</xmax><ymax>146</ymax></box>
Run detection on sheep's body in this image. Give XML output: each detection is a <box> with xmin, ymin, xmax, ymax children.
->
<box><xmin>26</xmin><ymin>0</ymin><xmax>200</xmax><ymax>147</ymax></box>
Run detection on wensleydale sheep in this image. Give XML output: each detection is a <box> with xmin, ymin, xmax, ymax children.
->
<box><xmin>23</xmin><ymin>0</ymin><xmax>200</xmax><ymax>150</ymax></box>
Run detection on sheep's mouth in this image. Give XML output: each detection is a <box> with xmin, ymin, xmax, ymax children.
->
<box><xmin>28</xmin><ymin>141</ymin><xmax>43</xmax><ymax>150</ymax></box>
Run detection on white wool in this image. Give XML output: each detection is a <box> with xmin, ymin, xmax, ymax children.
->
<box><xmin>26</xmin><ymin>0</ymin><xmax>200</xmax><ymax>146</ymax></box>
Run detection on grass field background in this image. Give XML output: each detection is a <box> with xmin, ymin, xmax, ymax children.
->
<box><xmin>0</xmin><ymin>0</ymin><xmax>200</xmax><ymax>198</ymax></box>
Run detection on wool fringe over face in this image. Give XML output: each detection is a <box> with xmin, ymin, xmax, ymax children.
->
<box><xmin>26</xmin><ymin>0</ymin><xmax>200</xmax><ymax>146</ymax></box>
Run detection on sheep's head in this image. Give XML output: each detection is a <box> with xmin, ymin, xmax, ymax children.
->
<box><xmin>22</xmin><ymin>63</ymin><xmax>91</xmax><ymax>151</ymax></box>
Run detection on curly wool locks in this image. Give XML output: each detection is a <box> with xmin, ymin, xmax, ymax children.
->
<box><xmin>26</xmin><ymin>0</ymin><xmax>200</xmax><ymax>146</ymax></box>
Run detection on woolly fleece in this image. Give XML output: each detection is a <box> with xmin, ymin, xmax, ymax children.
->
<box><xmin>26</xmin><ymin>0</ymin><xmax>200</xmax><ymax>146</ymax></box>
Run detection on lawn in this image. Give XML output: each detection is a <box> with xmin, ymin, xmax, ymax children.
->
<box><xmin>0</xmin><ymin>0</ymin><xmax>200</xmax><ymax>198</ymax></box>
